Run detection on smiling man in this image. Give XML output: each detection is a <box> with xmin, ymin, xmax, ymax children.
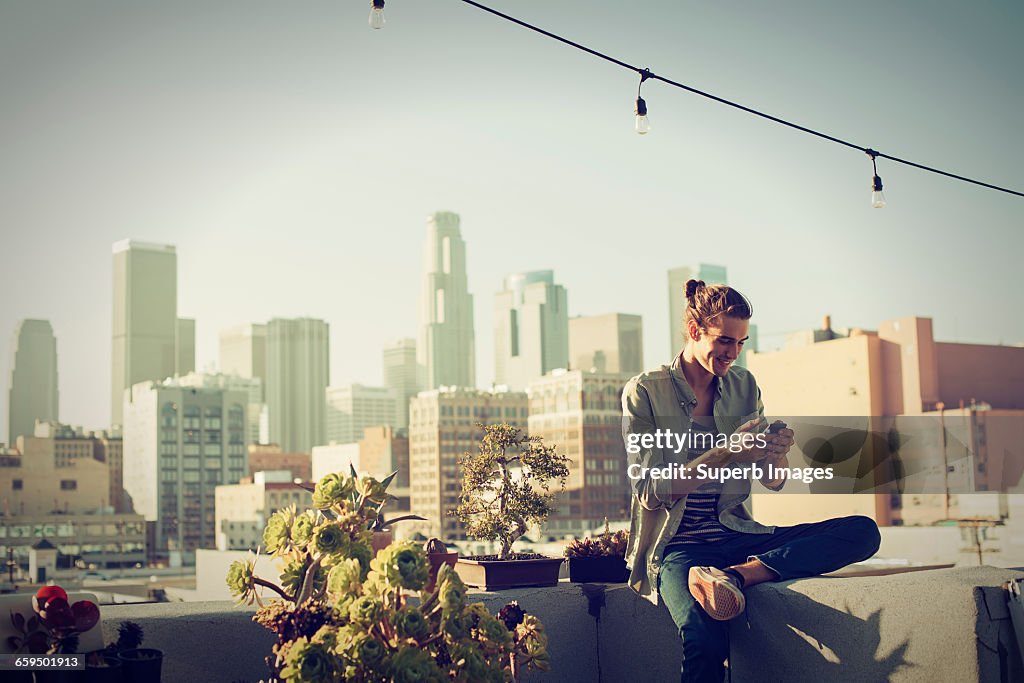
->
<box><xmin>621</xmin><ymin>279</ymin><xmax>881</xmax><ymax>683</ymax></box>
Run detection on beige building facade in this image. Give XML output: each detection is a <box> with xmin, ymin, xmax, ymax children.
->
<box><xmin>528</xmin><ymin>370</ymin><xmax>633</xmax><ymax>537</ymax></box>
<box><xmin>745</xmin><ymin>315</ymin><xmax>1024</xmax><ymax>528</ymax></box>
<box><xmin>215</xmin><ymin>470</ymin><xmax>312</xmax><ymax>551</ymax></box>
<box><xmin>409</xmin><ymin>388</ymin><xmax>528</xmax><ymax>540</ymax></box>
<box><xmin>3</xmin><ymin>435</ymin><xmax>109</xmax><ymax>516</ymax></box>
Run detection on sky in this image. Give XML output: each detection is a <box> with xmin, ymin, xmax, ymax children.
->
<box><xmin>1</xmin><ymin>0</ymin><xmax>1021</xmax><ymax>443</ymax></box>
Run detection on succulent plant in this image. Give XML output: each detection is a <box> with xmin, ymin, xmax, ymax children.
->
<box><xmin>563</xmin><ymin>520</ymin><xmax>629</xmax><ymax>558</ymax></box>
<box><xmin>227</xmin><ymin>470</ymin><xmax>552</xmax><ymax>682</ymax></box>
<box><xmin>424</xmin><ymin>537</ymin><xmax>449</xmax><ymax>554</ymax></box>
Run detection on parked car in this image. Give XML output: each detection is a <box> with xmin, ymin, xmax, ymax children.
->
<box><xmin>82</xmin><ymin>571</ymin><xmax>112</xmax><ymax>581</ymax></box>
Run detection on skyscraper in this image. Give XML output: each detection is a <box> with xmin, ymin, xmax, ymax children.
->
<box><xmin>568</xmin><ymin>313</ymin><xmax>644</xmax><ymax>375</ymax></box>
<box><xmin>494</xmin><ymin>270</ymin><xmax>569</xmax><ymax>391</ymax></box>
<box><xmin>382</xmin><ymin>338</ymin><xmax>420</xmax><ymax>430</ymax></box>
<box><xmin>111</xmin><ymin>240</ymin><xmax>178</xmax><ymax>426</ymax></box>
<box><xmin>266</xmin><ymin>318</ymin><xmax>329</xmax><ymax>453</ymax></box>
<box><xmin>7</xmin><ymin>319</ymin><xmax>58</xmax><ymax>443</ymax></box>
<box><xmin>176</xmin><ymin>318</ymin><xmax>196</xmax><ymax>376</ymax></box>
<box><xmin>123</xmin><ymin>379</ymin><xmax>249</xmax><ymax>564</ymax></box>
<box><xmin>325</xmin><ymin>384</ymin><xmax>397</xmax><ymax>444</ymax></box>
<box><xmin>219</xmin><ymin>323</ymin><xmax>267</xmax><ymax>395</ymax></box>
<box><xmin>667</xmin><ymin>264</ymin><xmax>728</xmax><ymax>355</ymax></box>
<box><xmin>417</xmin><ymin>212</ymin><xmax>475</xmax><ymax>390</ymax></box>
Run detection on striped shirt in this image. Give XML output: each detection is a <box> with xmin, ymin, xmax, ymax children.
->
<box><xmin>670</xmin><ymin>416</ymin><xmax>737</xmax><ymax>545</ymax></box>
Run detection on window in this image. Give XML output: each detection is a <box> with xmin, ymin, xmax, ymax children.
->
<box><xmin>12</xmin><ymin>479</ymin><xmax>22</xmax><ymax>490</ymax></box>
<box><xmin>60</xmin><ymin>480</ymin><xmax>77</xmax><ymax>491</ymax></box>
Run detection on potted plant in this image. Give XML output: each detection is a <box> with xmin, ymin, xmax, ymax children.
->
<box><xmin>227</xmin><ymin>469</ymin><xmax>552</xmax><ymax>682</ymax></box>
<box><xmin>7</xmin><ymin>585</ymin><xmax>101</xmax><ymax>683</ymax></box>
<box><xmin>452</xmin><ymin>423</ymin><xmax>569</xmax><ymax>590</ymax></box>
<box><xmin>563</xmin><ymin>522</ymin><xmax>630</xmax><ymax>583</ymax></box>
<box><xmin>423</xmin><ymin>538</ymin><xmax>458</xmax><ymax>593</ymax></box>
<box><xmin>82</xmin><ymin>620</ymin><xmax>149</xmax><ymax>682</ymax></box>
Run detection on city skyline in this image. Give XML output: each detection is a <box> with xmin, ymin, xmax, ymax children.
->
<box><xmin>1</xmin><ymin>1</ymin><xmax>1021</xmax><ymax>441</ymax></box>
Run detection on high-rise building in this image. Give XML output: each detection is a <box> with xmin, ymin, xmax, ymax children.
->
<box><xmin>409</xmin><ymin>388</ymin><xmax>528</xmax><ymax>540</ymax></box>
<box><xmin>383</xmin><ymin>339</ymin><xmax>421</xmax><ymax>430</ymax></box>
<box><xmin>219</xmin><ymin>323</ymin><xmax>268</xmax><ymax>398</ymax></box>
<box><xmin>494</xmin><ymin>271</ymin><xmax>569</xmax><ymax>391</ymax></box>
<box><xmin>527</xmin><ymin>370</ymin><xmax>633</xmax><ymax>536</ymax></box>
<box><xmin>123</xmin><ymin>379</ymin><xmax>249</xmax><ymax>564</ymax></box>
<box><xmin>266</xmin><ymin>318</ymin><xmax>329</xmax><ymax>453</ymax></box>
<box><xmin>667</xmin><ymin>263</ymin><xmax>728</xmax><ymax>355</ymax></box>
<box><xmin>176</xmin><ymin>372</ymin><xmax>264</xmax><ymax>445</ymax></box>
<box><xmin>325</xmin><ymin>384</ymin><xmax>398</xmax><ymax>445</ymax></box>
<box><xmin>111</xmin><ymin>240</ymin><xmax>178</xmax><ymax>425</ymax></box>
<box><xmin>568</xmin><ymin>313</ymin><xmax>644</xmax><ymax>375</ymax></box>
<box><xmin>417</xmin><ymin>212</ymin><xmax>476</xmax><ymax>390</ymax></box>
<box><xmin>7</xmin><ymin>319</ymin><xmax>58</xmax><ymax>443</ymax></box>
<box><xmin>176</xmin><ymin>318</ymin><xmax>196</xmax><ymax>376</ymax></box>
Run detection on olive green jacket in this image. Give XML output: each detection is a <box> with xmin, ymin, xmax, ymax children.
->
<box><xmin>622</xmin><ymin>355</ymin><xmax>782</xmax><ymax>605</ymax></box>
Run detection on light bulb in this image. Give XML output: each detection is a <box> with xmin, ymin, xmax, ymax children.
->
<box><xmin>635</xmin><ymin>97</ymin><xmax>650</xmax><ymax>135</ymax></box>
<box><xmin>369</xmin><ymin>0</ymin><xmax>386</xmax><ymax>30</ymax></box>
<box><xmin>871</xmin><ymin>175</ymin><xmax>886</xmax><ymax>208</ymax></box>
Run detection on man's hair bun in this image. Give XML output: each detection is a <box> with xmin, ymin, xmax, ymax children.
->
<box><xmin>684</xmin><ymin>279</ymin><xmax>706</xmax><ymax>299</ymax></box>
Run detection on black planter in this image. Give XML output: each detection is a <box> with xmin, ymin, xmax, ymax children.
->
<box><xmin>85</xmin><ymin>653</ymin><xmax>124</xmax><ymax>683</ymax></box>
<box><xmin>565</xmin><ymin>555</ymin><xmax>629</xmax><ymax>583</ymax></box>
<box><xmin>118</xmin><ymin>648</ymin><xmax>163</xmax><ymax>683</ymax></box>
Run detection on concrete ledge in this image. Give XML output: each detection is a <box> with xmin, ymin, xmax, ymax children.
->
<box><xmin>100</xmin><ymin>567</ymin><xmax>1024</xmax><ymax>682</ymax></box>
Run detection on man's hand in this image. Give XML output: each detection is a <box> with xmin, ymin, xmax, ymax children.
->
<box><xmin>760</xmin><ymin>424</ymin><xmax>794</xmax><ymax>488</ymax></box>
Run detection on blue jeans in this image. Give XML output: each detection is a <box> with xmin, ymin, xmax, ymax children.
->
<box><xmin>657</xmin><ymin>515</ymin><xmax>881</xmax><ymax>683</ymax></box>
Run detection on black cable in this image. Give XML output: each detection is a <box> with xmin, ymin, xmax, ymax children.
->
<box><xmin>457</xmin><ymin>0</ymin><xmax>1024</xmax><ymax>199</ymax></box>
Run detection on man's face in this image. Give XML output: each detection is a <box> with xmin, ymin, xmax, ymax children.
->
<box><xmin>690</xmin><ymin>316</ymin><xmax>750</xmax><ymax>377</ymax></box>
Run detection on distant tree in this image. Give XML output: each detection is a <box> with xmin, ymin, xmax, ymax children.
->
<box><xmin>453</xmin><ymin>423</ymin><xmax>569</xmax><ymax>559</ymax></box>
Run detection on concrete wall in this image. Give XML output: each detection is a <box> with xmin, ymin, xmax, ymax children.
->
<box><xmin>101</xmin><ymin>566</ymin><xmax>1024</xmax><ymax>682</ymax></box>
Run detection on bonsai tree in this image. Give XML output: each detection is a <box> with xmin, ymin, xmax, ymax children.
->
<box><xmin>454</xmin><ymin>423</ymin><xmax>569</xmax><ymax>560</ymax></box>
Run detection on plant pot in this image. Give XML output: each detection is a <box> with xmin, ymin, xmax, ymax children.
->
<box><xmin>371</xmin><ymin>530</ymin><xmax>393</xmax><ymax>557</ymax></box>
<box><xmin>455</xmin><ymin>556</ymin><xmax>562</xmax><ymax>590</ymax></box>
<box><xmin>85</xmin><ymin>651</ymin><xmax>124</xmax><ymax>683</ymax></box>
<box><xmin>118</xmin><ymin>648</ymin><xmax>163</xmax><ymax>683</ymax></box>
<box><xmin>425</xmin><ymin>551</ymin><xmax>459</xmax><ymax>592</ymax></box>
<box><xmin>565</xmin><ymin>555</ymin><xmax>629</xmax><ymax>583</ymax></box>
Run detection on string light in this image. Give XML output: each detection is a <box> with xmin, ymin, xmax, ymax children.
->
<box><xmin>378</xmin><ymin>0</ymin><xmax>1024</xmax><ymax>203</ymax></box>
<box><xmin>368</xmin><ymin>0</ymin><xmax>385</xmax><ymax>30</ymax></box>
<box><xmin>635</xmin><ymin>69</ymin><xmax>652</xmax><ymax>135</ymax></box>
<box><xmin>867</xmin><ymin>150</ymin><xmax>886</xmax><ymax>208</ymax></box>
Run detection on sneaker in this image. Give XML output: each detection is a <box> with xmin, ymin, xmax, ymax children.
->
<box><xmin>688</xmin><ymin>566</ymin><xmax>746</xmax><ymax>621</ymax></box>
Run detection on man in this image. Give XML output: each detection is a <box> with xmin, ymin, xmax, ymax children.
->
<box><xmin>622</xmin><ymin>279</ymin><xmax>881</xmax><ymax>683</ymax></box>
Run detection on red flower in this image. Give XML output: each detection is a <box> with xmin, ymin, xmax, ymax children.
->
<box><xmin>33</xmin><ymin>585</ymin><xmax>68</xmax><ymax>609</ymax></box>
<box><xmin>71</xmin><ymin>600</ymin><xmax>99</xmax><ymax>633</ymax></box>
<box><xmin>38</xmin><ymin>597</ymin><xmax>74</xmax><ymax>630</ymax></box>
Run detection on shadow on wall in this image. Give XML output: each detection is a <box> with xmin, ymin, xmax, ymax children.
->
<box><xmin>731</xmin><ymin>586</ymin><xmax>914</xmax><ymax>682</ymax></box>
